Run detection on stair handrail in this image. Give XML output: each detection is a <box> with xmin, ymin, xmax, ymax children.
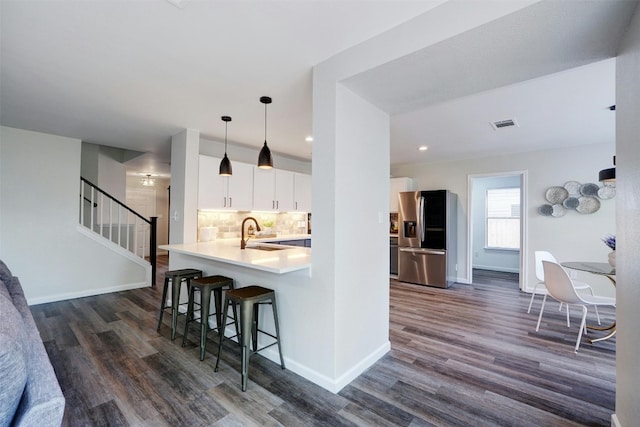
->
<box><xmin>80</xmin><ymin>177</ymin><xmax>158</xmax><ymax>286</ymax></box>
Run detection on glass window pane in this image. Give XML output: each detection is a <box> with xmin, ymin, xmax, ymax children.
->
<box><xmin>486</xmin><ymin>188</ymin><xmax>520</xmax><ymax>249</ymax></box>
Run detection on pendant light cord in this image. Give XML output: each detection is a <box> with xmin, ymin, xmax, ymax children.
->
<box><xmin>224</xmin><ymin>121</ymin><xmax>228</xmax><ymax>154</ymax></box>
<box><xmin>264</xmin><ymin>102</ymin><xmax>268</xmax><ymax>142</ymax></box>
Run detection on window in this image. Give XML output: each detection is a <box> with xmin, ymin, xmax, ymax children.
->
<box><xmin>486</xmin><ymin>187</ymin><xmax>520</xmax><ymax>249</ymax></box>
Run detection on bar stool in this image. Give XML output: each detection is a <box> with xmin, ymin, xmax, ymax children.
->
<box><xmin>214</xmin><ymin>285</ymin><xmax>285</xmax><ymax>391</ymax></box>
<box><xmin>157</xmin><ymin>268</ymin><xmax>203</xmax><ymax>340</ymax></box>
<box><xmin>182</xmin><ymin>275</ymin><xmax>239</xmax><ymax>360</ymax></box>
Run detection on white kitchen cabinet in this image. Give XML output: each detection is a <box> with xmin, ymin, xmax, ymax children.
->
<box><xmin>198</xmin><ymin>155</ymin><xmax>253</xmax><ymax>210</ymax></box>
<box><xmin>198</xmin><ymin>155</ymin><xmax>226</xmax><ymax>209</ymax></box>
<box><xmin>390</xmin><ymin>177</ymin><xmax>415</xmax><ymax>212</ymax></box>
<box><xmin>293</xmin><ymin>173</ymin><xmax>311</xmax><ymax>212</ymax></box>
<box><xmin>275</xmin><ymin>170</ymin><xmax>294</xmax><ymax>211</ymax></box>
<box><xmin>226</xmin><ymin>161</ymin><xmax>253</xmax><ymax>210</ymax></box>
<box><xmin>253</xmin><ymin>168</ymin><xmax>295</xmax><ymax>211</ymax></box>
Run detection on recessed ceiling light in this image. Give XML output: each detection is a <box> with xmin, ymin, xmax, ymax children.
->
<box><xmin>418</xmin><ymin>146</ymin><xmax>428</xmax><ymax>151</ymax></box>
<box><xmin>305</xmin><ymin>136</ymin><xmax>313</xmax><ymax>142</ymax></box>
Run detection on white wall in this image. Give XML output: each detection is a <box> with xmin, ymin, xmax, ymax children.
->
<box><xmin>0</xmin><ymin>126</ymin><xmax>147</xmax><ymax>304</ymax></box>
<box><xmin>471</xmin><ymin>174</ymin><xmax>521</xmax><ymax>273</ymax></box>
<box><xmin>169</xmin><ymin>129</ymin><xmax>199</xmax><ymax>245</ymax></box>
<box><xmin>333</xmin><ymin>85</ymin><xmax>391</xmax><ymax>376</ymax></box>
<box><xmin>98</xmin><ymin>150</ymin><xmax>126</xmax><ymax>201</ymax></box>
<box><xmin>615</xmin><ymin>5</ymin><xmax>640</xmax><ymax>426</ymax></box>
<box><xmin>392</xmin><ymin>142</ymin><xmax>616</xmax><ymax>297</ymax></box>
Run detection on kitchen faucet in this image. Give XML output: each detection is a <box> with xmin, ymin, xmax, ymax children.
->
<box><xmin>240</xmin><ymin>217</ymin><xmax>261</xmax><ymax>249</ymax></box>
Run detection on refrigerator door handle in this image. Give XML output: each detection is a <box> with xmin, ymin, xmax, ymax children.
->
<box><xmin>419</xmin><ymin>196</ymin><xmax>425</xmax><ymax>242</ymax></box>
<box><xmin>399</xmin><ymin>248</ymin><xmax>445</xmax><ymax>256</ymax></box>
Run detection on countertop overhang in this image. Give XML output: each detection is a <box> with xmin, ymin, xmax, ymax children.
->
<box><xmin>159</xmin><ymin>237</ymin><xmax>311</xmax><ymax>274</ymax></box>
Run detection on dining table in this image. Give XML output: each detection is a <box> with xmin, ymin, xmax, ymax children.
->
<box><xmin>561</xmin><ymin>262</ymin><xmax>616</xmax><ymax>343</ymax></box>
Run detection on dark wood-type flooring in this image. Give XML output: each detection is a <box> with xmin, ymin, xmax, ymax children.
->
<box><xmin>31</xmin><ymin>257</ymin><xmax>616</xmax><ymax>426</ymax></box>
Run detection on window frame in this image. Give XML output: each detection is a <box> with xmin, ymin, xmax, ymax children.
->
<box><xmin>485</xmin><ymin>187</ymin><xmax>521</xmax><ymax>251</ymax></box>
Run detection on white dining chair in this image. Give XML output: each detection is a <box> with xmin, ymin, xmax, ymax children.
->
<box><xmin>539</xmin><ymin>260</ymin><xmax>616</xmax><ymax>352</ymax></box>
<box><xmin>528</xmin><ymin>251</ymin><xmax>600</xmax><ymax>326</ymax></box>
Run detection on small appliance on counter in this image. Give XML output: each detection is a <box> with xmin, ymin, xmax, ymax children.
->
<box><xmin>397</xmin><ymin>190</ymin><xmax>457</xmax><ymax>288</ymax></box>
<box><xmin>199</xmin><ymin>226</ymin><xmax>217</xmax><ymax>242</ymax></box>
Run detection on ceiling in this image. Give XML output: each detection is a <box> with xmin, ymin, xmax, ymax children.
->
<box><xmin>1</xmin><ymin>0</ymin><xmax>637</xmax><ymax>175</ymax></box>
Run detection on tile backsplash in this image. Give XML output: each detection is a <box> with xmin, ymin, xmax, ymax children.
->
<box><xmin>198</xmin><ymin>211</ymin><xmax>309</xmax><ymax>240</ymax></box>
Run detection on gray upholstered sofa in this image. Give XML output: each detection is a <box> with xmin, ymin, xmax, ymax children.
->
<box><xmin>0</xmin><ymin>260</ymin><xmax>65</xmax><ymax>427</ymax></box>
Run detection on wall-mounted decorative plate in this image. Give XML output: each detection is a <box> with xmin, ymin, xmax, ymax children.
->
<box><xmin>597</xmin><ymin>186</ymin><xmax>616</xmax><ymax>200</ymax></box>
<box><xmin>538</xmin><ymin>204</ymin><xmax>553</xmax><ymax>216</ymax></box>
<box><xmin>576</xmin><ymin>196</ymin><xmax>600</xmax><ymax>214</ymax></box>
<box><xmin>562</xmin><ymin>197</ymin><xmax>580</xmax><ymax>209</ymax></box>
<box><xmin>551</xmin><ymin>204</ymin><xmax>567</xmax><ymax>217</ymax></box>
<box><xmin>545</xmin><ymin>186</ymin><xmax>569</xmax><ymax>204</ymax></box>
<box><xmin>580</xmin><ymin>183</ymin><xmax>600</xmax><ymax>197</ymax></box>
<box><xmin>563</xmin><ymin>181</ymin><xmax>582</xmax><ymax>196</ymax></box>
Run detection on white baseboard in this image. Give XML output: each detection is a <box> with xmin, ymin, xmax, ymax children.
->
<box><xmin>473</xmin><ymin>265</ymin><xmax>520</xmax><ymax>273</ymax></box>
<box><xmin>259</xmin><ymin>340</ymin><xmax>391</xmax><ymax>393</ymax></box>
<box><xmin>28</xmin><ymin>281</ymin><xmax>149</xmax><ymax>306</ymax></box>
<box><xmin>612</xmin><ymin>414</ymin><xmax>621</xmax><ymax>427</ymax></box>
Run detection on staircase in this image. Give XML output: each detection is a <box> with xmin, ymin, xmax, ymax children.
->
<box><xmin>79</xmin><ymin>177</ymin><xmax>158</xmax><ymax>286</ymax></box>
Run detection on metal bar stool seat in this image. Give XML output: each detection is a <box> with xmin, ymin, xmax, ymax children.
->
<box><xmin>157</xmin><ymin>268</ymin><xmax>203</xmax><ymax>340</ymax></box>
<box><xmin>215</xmin><ymin>285</ymin><xmax>285</xmax><ymax>391</ymax></box>
<box><xmin>182</xmin><ymin>275</ymin><xmax>239</xmax><ymax>360</ymax></box>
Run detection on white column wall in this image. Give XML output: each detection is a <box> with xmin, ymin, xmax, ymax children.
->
<box><xmin>312</xmin><ymin>73</ymin><xmax>391</xmax><ymax>389</ymax></box>
<box><xmin>0</xmin><ymin>126</ymin><xmax>147</xmax><ymax>304</ymax></box>
<box><xmin>334</xmin><ymin>85</ymin><xmax>391</xmax><ymax>377</ymax></box>
<box><xmin>615</xmin><ymin>5</ymin><xmax>640</xmax><ymax>425</ymax></box>
<box><xmin>169</xmin><ymin>129</ymin><xmax>199</xmax><ymax>245</ymax></box>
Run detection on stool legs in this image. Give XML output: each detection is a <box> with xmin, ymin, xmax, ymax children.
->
<box><xmin>271</xmin><ymin>294</ymin><xmax>285</xmax><ymax>370</ymax></box>
<box><xmin>198</xmin><ymin>287</ymin><xmax>213</xmax><ymax>361</ymax></box>
<box><xmin>214</xmin><ymin>296</ymin><xmax>231</xmax><ymax>374</ymax></box>
<box><xmin>239</xmin><ymin>300</ymin><xmax>254</xmax><ymax>391</ymax></box>
<box><xmin>156</xmin><ymin>276</ymin><xmax>170</xmax><ymax>332</ymax></box>
<box><xmin>214</xmin><ymin>289</ymin><xmax>284</xmax><ymax>392</ymax></box>
<box><xmin>170</xmin><ymin>276</ymin><xmax>185</xmax><ymax>340</ymax></box>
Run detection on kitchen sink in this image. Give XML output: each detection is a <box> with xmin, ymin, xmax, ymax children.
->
<box><xmin>246</xmin><ymin>245</ymin><xmax>289</xmax><ymax>251</ymax></box>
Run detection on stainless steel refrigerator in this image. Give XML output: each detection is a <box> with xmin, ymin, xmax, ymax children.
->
<box><xmin>398</xmin><ymin>190</ymin><xmax>457</xmax><ymax>288</ymax></box>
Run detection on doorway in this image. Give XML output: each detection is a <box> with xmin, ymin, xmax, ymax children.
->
<box><xmin>126</xmin><ymin>188</ymin><xmax>156</xmax><ymax>256</ymax></box>
<box><xmin>467</xmin><ymin>171</ymin><xmax>527</xmax><ymax>290</ymax></box>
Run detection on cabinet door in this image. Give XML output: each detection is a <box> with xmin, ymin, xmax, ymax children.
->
<box><xmin>275</xmin><ymin>170</ymin><xmax>295</xmax><ymax>212</ymax></box>
<box><xmin>227</xmin><ymin>161</ymin><xmax>253</xmax><ymax>210</ymax></box>
<box><xmin>198</xmin><ymin>155</ymin><xmax>227</xmax><ymax>209</ymax></box>
<box><xmin>294</xmin><ymin>173</ymin><xmax>312</xmax><ymax>212</ymax></box>
<box><xmin>253</xmin><ymin>167</ymin><xmax>276</xmax><ymax>210</ymax></box>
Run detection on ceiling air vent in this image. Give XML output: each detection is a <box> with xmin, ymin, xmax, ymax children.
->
<box><xmin>490</xmin><ymin>118</ymin><xmax>519</xmax><ymax>130</ymax></box>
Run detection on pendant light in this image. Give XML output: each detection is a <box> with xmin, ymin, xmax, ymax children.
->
<box><xmin>598</xmin><ymin>155</ymin><xmax>615</xmax><ymax>184</ymax></box>
<box><xmin>141</xmin><ymin>174</ymin><xmax>155</xmax><ymax>186</ymax></box>
<box><xmin>258</xmin><ymin>96</ymin><xmax>274</xmax><ymax>169</ymax></box>
<box><xmin>219</xmin><ymin>116</ymin><xmax>232</xmax><ymax>176</ymax></box>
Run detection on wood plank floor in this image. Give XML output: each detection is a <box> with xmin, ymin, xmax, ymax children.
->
<box><xmin>31</xmin><ymin>256</ymin><xmax>616</xmax><ymax>426</ymax></box>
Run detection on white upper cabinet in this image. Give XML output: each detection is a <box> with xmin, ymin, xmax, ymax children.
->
<box><xmin>226</xmin><ymin>161</ymin><xmax>253</xmax><ymax>210</ymax></box>
<box><xmin>253</xmin><ymin>168</ymin><xmax>295</xmax><ymax>211</ymax></box>
<box><xmin>198</xmin><ymin>155</ymin><xmax>226</xmax><ymax>209</ymax></box>
<box><xmin>198</xmin><ymin>155</ymin><xmax>253</xmax><ymax>210</ymax></box>
<box><xmin>293</xmin><ymin>173</ymin><xmax>311</xmax><ymax>212</ymax></box>
<box><xmin>390</xmin><ymin>177</ymin><xmax>415</xmax><ymax>212</ymax></box>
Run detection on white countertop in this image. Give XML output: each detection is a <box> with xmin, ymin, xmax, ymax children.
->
<box><xmin>159</xmin><ymin>237</ymin><xmax>311</xmax><ymax>274</ymax></box>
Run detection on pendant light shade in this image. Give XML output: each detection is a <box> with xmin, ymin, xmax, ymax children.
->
<box><xmin>219</xmin><ymin>116</ymin><xmax>232</xmax><ymax>176</ymax></box>
<box><xmin>598</xmin><ymin>155</ymin><xmax>615</xmax><ymax>184</ymax></box>
<box><xmin>258</xmin><ymin>96</ymin><xmax>274</xmax><ymax>169</ymax></box>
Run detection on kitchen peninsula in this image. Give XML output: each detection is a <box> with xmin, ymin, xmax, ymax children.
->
<box><xmin>158</xmin><ymin>235</ymin><xmax>330</xmax><ymax>389</ymax></box>
<box><xmin>159</xmin><ymin>235</ymin><xmax>311</xmax><ymax>274</ymax></box>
